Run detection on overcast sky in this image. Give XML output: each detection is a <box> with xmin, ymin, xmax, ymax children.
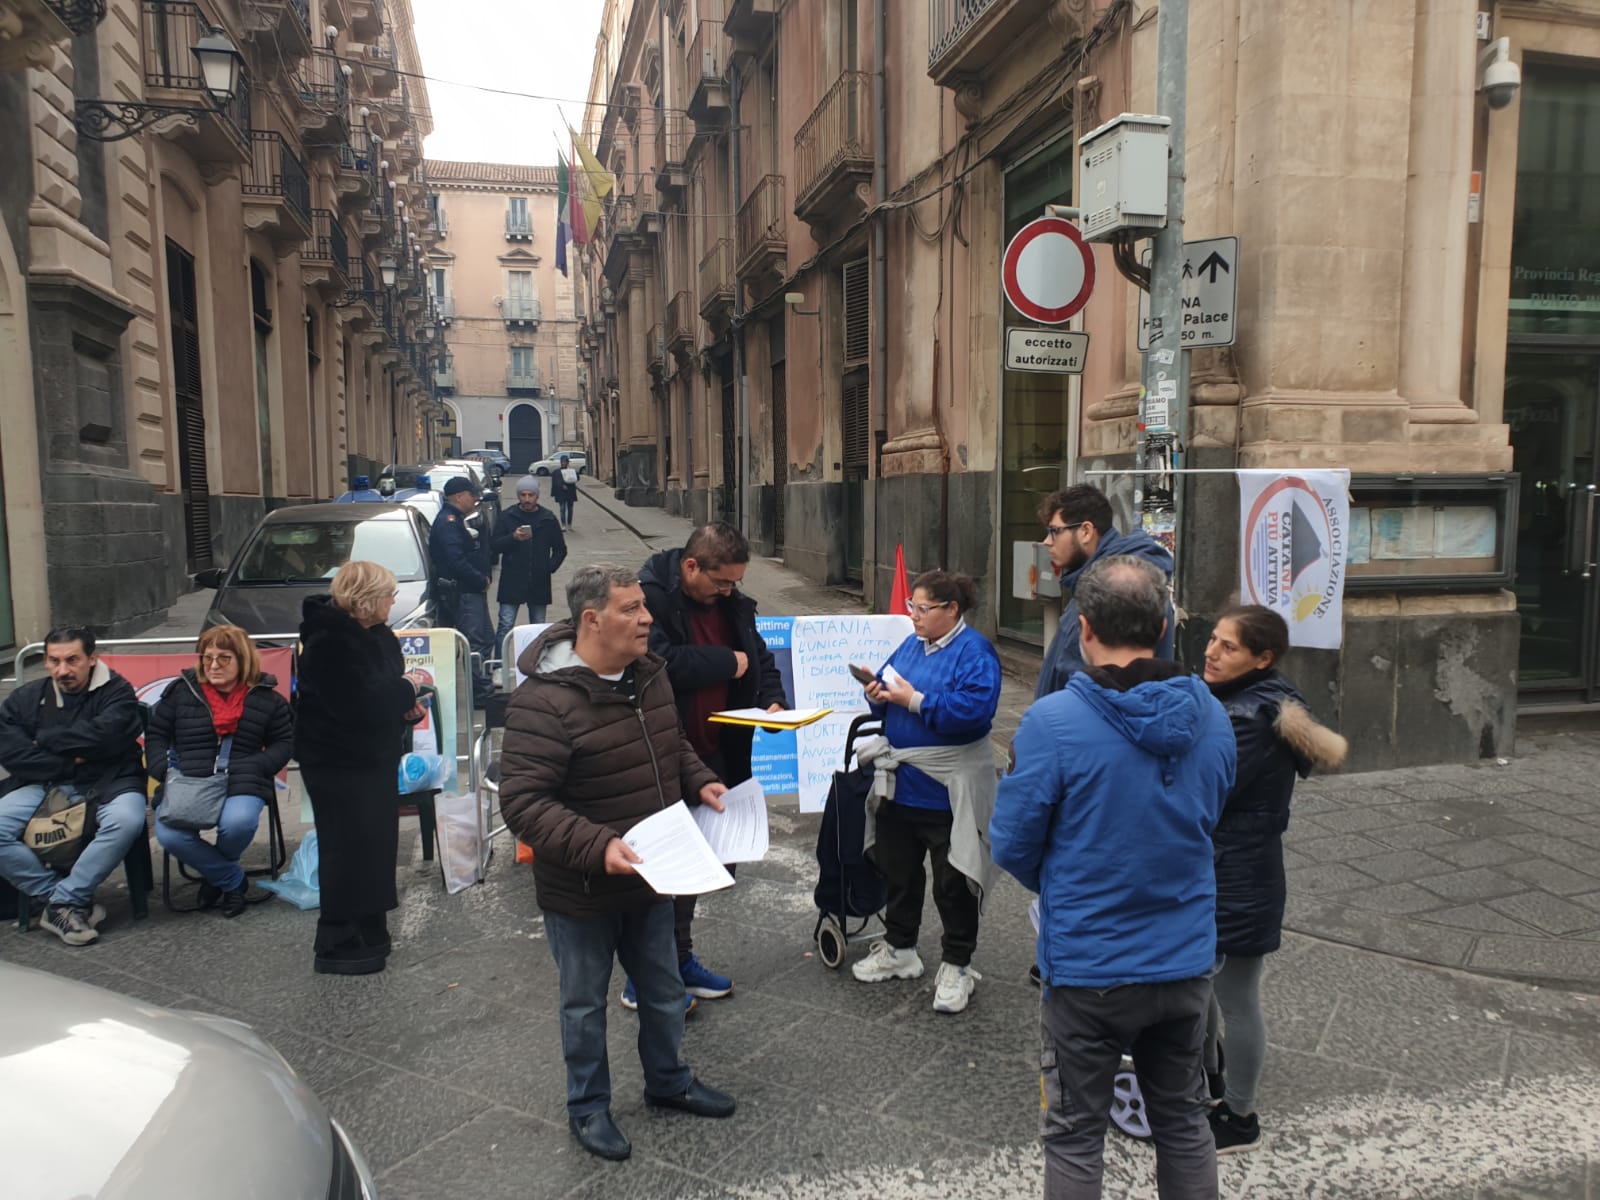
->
<box><xmin>411</xmin><ymin>0</ymin><xmax>608</xmax><ymax>166</ymax></box>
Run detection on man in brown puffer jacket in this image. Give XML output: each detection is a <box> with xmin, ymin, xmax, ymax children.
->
<box><xmin>499</xmin><ymin>563</ymin><xmax>737</xmax><ymax>1162</ymax></box>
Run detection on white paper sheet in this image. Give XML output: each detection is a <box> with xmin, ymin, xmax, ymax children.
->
<box><xmin>691</xmin><ymin>778</ymin><xmax>770</xmax><ymax>864</ymax></box>
<box><xmin>621</xmin><ymin>801</ymin><xmax>736</xmax><ymax>896</ymax></box>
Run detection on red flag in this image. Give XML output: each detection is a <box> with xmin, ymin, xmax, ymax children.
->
<box><xmin>888</xmin><ymin>544</ymin><xmax>912</xmax><ymax>615</ymax></box>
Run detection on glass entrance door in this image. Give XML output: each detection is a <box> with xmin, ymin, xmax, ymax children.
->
<box><xmin>1505</xmin><ymin>349</ymin><xmax>1600</xmax><ymax>697</ymax></box>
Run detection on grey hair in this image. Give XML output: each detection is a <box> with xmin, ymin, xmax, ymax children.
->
<box><xmin>565</xmin><ymin>563</ymin><xmax>640</xmax><ymax>618</ymax></box>
<box><xmin>1075</xmin><ymin>555</ymin><xmax>1170</xmax><ymax>650</ymax></box>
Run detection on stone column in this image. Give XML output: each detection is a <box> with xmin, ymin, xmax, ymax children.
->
<box><xmin>1398</xmin><ymin>0</ymin><xmax>1477</xmax><ymax>423</ymax></box>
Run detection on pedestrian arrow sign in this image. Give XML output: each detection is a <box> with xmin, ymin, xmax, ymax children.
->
<box><xmin>1137</xmin><ymin>235</ymin><xmax>1238</xmax><ymax>350</ymax></box>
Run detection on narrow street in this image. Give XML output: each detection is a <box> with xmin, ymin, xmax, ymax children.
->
<box><xmin>6</xmin><ymin>478</ymin><xmax>1600</xmax><ymax>1199</ymax></box>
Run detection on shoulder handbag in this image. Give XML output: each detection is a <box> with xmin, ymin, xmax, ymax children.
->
<box><xmin>159</xmin><ymin>735</ymin><xmax>234</xmax><ymax>832</ymax></box>
<box><xmin>23</xmin><ymin>784</ymin><xmax>98</xmax><ymax>872</ymax></box>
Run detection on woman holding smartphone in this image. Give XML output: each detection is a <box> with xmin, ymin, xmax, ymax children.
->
<box><xmin>852</xmin><ymin>570</ymin><xmax>1003</xmax><ymax>1014</ymax></box>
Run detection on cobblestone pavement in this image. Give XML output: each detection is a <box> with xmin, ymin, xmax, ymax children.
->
<box><xmin>4</xmin><ymin>483</ymin><xmax>1599</xmax><ymax>1197</ymax></box>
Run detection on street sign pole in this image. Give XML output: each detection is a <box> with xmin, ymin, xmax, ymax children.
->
<box><xmin>1139</xmin><ymin>0</ymin><xmax>1189</xmax><ymax>574</ymax></box>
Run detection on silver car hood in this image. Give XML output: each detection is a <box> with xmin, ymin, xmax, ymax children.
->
<box><xmin>0</xmin><ymin>962</ymin><xmax>334</xmax><ymax>1199</ymax></box>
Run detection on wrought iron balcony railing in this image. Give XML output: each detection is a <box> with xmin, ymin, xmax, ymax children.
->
<box><xmin>242</xmin><ymin>130</ymin><xmax>311</xmax><ymax>229</ymax></box>
<box><xmin>794</xmin><ymin>70</ymin><xmax>872</xmax><ymax>221</ymax></box>
<box><xmin>140</xmin><ymin>1</ymin><xmax>251</xmax><ymax>148</ymax></box>
<box><xmin>698</xmin><ymin>236</ymin><xmax>734</xmax><ymax>317</ymax></box>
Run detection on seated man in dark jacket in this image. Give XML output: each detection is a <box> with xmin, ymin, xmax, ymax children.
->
<box><xmin>499</xmin><ymin>563</ymin><xmax>737</xmax><ymax>1163</ymax></box>
<box><xmin>0</xmin><ymin>626</ymin><xmax>148</xmax><ymax>946</ymax></box>
<box><xmin>491</xmin><ymin>475</ymin><xmax>567</xmax><ymax>651</ymax></box>
<box><xmin>635</xmin><ymin>522</ymin><xmax>788</xmax><ymax>1005</ymax></box>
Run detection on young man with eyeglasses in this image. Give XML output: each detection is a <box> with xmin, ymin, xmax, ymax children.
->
<box><xmin>1035</xmin><ymin>484</ymin><xmax>1175</xmax><ymax>699</ymax></box>
<box><xmin>630</xmin><ymin>523</ymin><xmax>788</xmax><ymax>1011</ymax></box>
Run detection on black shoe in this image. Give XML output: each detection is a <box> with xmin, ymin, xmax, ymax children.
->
<box><xmin>196</xmin><ymin>883</ymin><xmax>222</xmax><ymax>910</ymax></box>
<box><xmin>1028</xmin><ymin>963</ymin><xmax>1042</xmax><ymax>987</ymax></box>
<box><xmin>359</xmin><ymin>915</ymin><xmax>392</xmax><ymax>956</ymax></box>
<box><xmin>1209</xmin><ymin>1102</ymin><xmax>1262</xmax><ymax>1154</ymax></box>
<box><xmin>569</xmin><ymin>1111</ymin><xmax>631</xmax><ymax>1161</ymax></box>
<box><xmin>645</xmin><ymin>1079</ymin><xmax>736</xmax><ymax>1119</ymax></box>
<box><xmin>313</xmin><ymin>939</ymin><xmax>387</xmax><ymax>976</ymax></box>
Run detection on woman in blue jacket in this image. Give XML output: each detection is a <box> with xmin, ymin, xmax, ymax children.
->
<box><xmin>1202</xmin><ymin>605</ymin><xmax>1346</xmax><ymax>1154</ymax></box>
<box><xmin>854</xmin><ymin>570</ymin><xmax>1002</xmax><ymax>1015</ymax></box>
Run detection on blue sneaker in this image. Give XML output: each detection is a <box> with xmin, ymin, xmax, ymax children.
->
<box><xmin>620</xmin><ymin>979</ymin><xmax>698</xmax><ymax>1016</ymax></box>
<box><xmin>680</xmin><ymin>955</ymin><xmax>734</xmax><ymax>999</ymax></box>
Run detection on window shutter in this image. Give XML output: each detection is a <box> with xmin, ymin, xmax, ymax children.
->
<box><xmin>842</xmin><ymin>374</ymin><xmax>870</xmax><ymax>471</ymax></box>
<box><xmin>842</xmin><ymin>257</ymin><xmax>869</xmax><ymax>368</ymax></box>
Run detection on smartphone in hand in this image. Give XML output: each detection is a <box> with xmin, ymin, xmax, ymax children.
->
<box><xmin>848</xmin><ymin>663</ymin><xmax>877</xmax><ymax>686</ymax></box>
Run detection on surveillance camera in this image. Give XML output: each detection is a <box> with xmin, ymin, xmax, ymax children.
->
<box><xmin>1480</xmin><ymin>58</ymin><xmax>1521</xmax><ymax>110</ymax></box>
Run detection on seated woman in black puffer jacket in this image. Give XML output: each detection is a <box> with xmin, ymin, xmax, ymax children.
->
<box><xmin>148</xmin><ymin>625</ymin><xmax>294</xmax><ymax>917</ymax></box>
<box><xmin>1200</xmin><ymin>605</ymin><xmax>1346</xmax><ymax>1155</ymax></box>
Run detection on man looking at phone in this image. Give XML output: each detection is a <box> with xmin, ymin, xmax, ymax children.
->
<box><xmin>634</xmin><ymin>523</ymin><xmax>788</xmax><ymax>1009</ymax></box>
<box><xmin>492</xmin><ymin>476</ymin><xmax>567</xmax><ymax>651</ymax></box>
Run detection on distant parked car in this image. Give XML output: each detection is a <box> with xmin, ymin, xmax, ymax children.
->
<box><xmin>0</xmin><ymin>960</ymin><xmax>377</xmax><ymax>1200</ymax></box>
<box><xmin>196</xmin><ymin>502</ymin><xmax>438</xmax><ymax>638</ymax></box>
<box><xmin>464</xmin><ymin>449</ymin><xmax>510</xmax><ymax>480</ymax></box>
<box><xmin>529</xmin><ymin>452</ymin><xmax>588</xmax><ymax>477</ymax></box>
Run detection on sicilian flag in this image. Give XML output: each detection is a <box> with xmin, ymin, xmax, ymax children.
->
<box><xmin>569</xmin><ymin>126</ymin><xmax>613</xmax><ymax>245</ymax></box>
<box><xmin>555</xmin><ymin>151</ymin><xmax>570</xmax><ymax>277</ymax></box>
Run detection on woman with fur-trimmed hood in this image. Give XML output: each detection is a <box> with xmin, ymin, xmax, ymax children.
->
<box><xmin>1200</xmin><ymin>604</ymin><xmax>1347</xmax><ymax>1156</ymax></box>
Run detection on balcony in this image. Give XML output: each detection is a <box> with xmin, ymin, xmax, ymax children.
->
<box><xmin>794</xmin><ymin>71</ymin><xmax>873</xmax><ymax>233</ymax></box>
<box><xmin>724</xmin><ymin>0</ymin><xmax>776</xmax><ymax>49</ymax></box>
<box><xmin>394</xmin><ymin>126</ymin><xmax>420</xmax><ymax>170</ymax></box>
<box><xmin>654</xmin><ymin>112</ymin><xmax>690</xmax><ymax>203</ymax></box>
<box><xmin>735</xmin><ymin>173</ymin><xmax>786</xmax><ymax>287</ymax></box>
<box><xmin>361</xmin><ymin>38</ymin><xmax>397</xmax><ymax>96</ymax></box>
<box><xmin>347</xmin><ymin>0</ymin><xmax>381</xmax><ymax>41</ymax></box>
<box><xmin>666</xmin><ymin>289</ymin><xmax>696</xmax><ymax>359</ymax></box>
<box><xmin>646</xmin><ymin>321</ymin><xmax>665</xmax><ymax>380</ymax></box>
<box><xmin>241</xmin><ymin>131</ymin><xmax>313</xmax><ymax>252</ymax></box>
<box><xmin>428</xmin><ymin>204</ymin><xmax>448</xmax><ymax>237</ymax></box>
<box><xmin>434</xmin><ymin>358</ymin><xmax>455</xmax><ymax>393</ymax></box>
<box><xmin>698</xmin><ymin>236</ymin><xmax>734</xmax><ymax>325</ymax></box>
<box><xmin>293</xmin><ymin>49</ymin><xmax>350</xmax><ymax>148</ymax></box>
<box><xmin>335</xmin><ymin>132</ymin><xmax>379</xmax><ymax>207</ymax></box>
<box><xmin>239</xmin><ymin>0</ymin><xmax>312</xmax><ymax>67</ymax></box>
<box><xmin>687</xmin><ymin>19</ymin><xmax>729</xmax><ymax>129</ymax></box>
<box><xmin>501</xmin><ymin>296</ymin><xmax>540</xmax><ymax>327</ymax></box>
<box><xmin>928</xmin><ymin>0</ymin><xmax>1069</xmax><ymax>88</ymax></box>
<box><xmin>505</xmin><ymin>209</ymin><xmax>533</xmax><ymax>240</ymax></box>
<box><xmin>433</xmin><ymin>294</ymin><xmax>454</xmax><ymax>323</ymax></box>
<box><xmin>0</xmin><ymin>1</ymin><xmax>70</xmax><ymax>71</ymax></box>
<box><xmin>138</xmin><ymin>1</ymin><xmax>251</xmax><ymax>165</ymax></box>
<box><xmin>301</xmin><ymin>209</ymin><xmax>348</xmax><ymax>298</ymax></box>
<box><xmin>506</xmin><ymin>363</ymin><xmax>541</xmax><ymax>393</ymax></box>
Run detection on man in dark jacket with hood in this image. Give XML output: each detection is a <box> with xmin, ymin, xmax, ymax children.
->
<box><xmin>1035</xmin><ymin>484</ymin><xmax>1176</xmax><ymax>698</ymax></box>
<box><xmin>491</xmin><ymin>474</ymin><xmax>567</xmax><ymax>650</ymax></box>
<box><xmin>637</xmin><ymin>522</ymin><xmax>787</xmax><ymax>1005</ymax></box>
<box><xmin>0</xmin><ymin>626</ymin><xmax>148</xmax><ymax>946</ymax></box>
<box><xmin>992</xmin><ymin>557</ymin><xmax>1234</xmax><ymax>1199</ymax></box>
<box><xmin>499</xmin><ymin>563</ymin><xmax>737</xmax><ymax>1162</ymax></box>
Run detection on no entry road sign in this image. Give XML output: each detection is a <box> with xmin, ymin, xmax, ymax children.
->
<box><xmin>1001</xmin><ymin>217</ymin><xmax>1096</xmax><ymax>326</ymax></box>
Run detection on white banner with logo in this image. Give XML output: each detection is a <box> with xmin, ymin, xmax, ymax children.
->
<box><xmin>1237</xmin><ymin>470</ymin><xmax>1351</xmax><ymax>650</ymax></box>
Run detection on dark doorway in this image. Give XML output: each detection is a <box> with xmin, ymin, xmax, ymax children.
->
<box><xmin>166</xmin><ymin>238</ymin><xmax>212</xmax><ymax>571</ymax></box>
<box><xmin>508</xmin><ymin>403</ymin><xmax>543</xmax><ymax>471</ymax></box>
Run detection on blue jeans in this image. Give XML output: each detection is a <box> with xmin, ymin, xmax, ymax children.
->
<box><xmin>155</xmin><ymin>794</ymin><xmax>265</xmax><ymax>891</ymax></box>
<box><xmin>0</xmin><ymin>784</ymin><xmax>147</xmax><ymax>908</ymax></box>
<box><xmin>544</xmin><ymin>901</ymin><xmax>694</xmax><ymax>1118</ymax></box>
<box><xmin>558</xmin><ymin>498</ymin><xmax>574</xmax><ymax>526</ymax></box>
<box><xmin>455</xmin><ymin>590</ymin><xmax>494</xmax><ymax>695</ymax></box>
<box><xmin>495</xmin><ymin>602</ymin><xmax>547</xmax><ymax>655</ymax></box>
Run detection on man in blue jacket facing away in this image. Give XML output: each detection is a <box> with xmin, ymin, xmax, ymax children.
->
<box><xmin>1035</xmin><ymin>485</ymin><xmax>1175</xmax><ymax>698</ymax></box>
<box><xmin>992</xmin><ymin>556</ymin><xmax>1234</xmax><ymax>1200</ymax></box>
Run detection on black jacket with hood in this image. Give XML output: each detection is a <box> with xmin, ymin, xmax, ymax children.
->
<box><xmin>145</xmin><ymin>669</ymin><xmax>294</xmax><ymax>803</ymax></box>
<box><xmin>1208</xmin><ymin>668</ymin><xmax>1347</xmax><ymax>957</ymax></box>
<box><xmin>0</xmin><ymin>664</ymin><xmax>146</xmax><ymax>801</ymax></box>
<box><xmin>293</xmin><ymin>594</ymin><xmax>418</xmax><ymax>770</ymax></box>
<box><xmin>638</xmin><ymin>548</ymin><xmax>787</xmax><ymax>784</ymax></box>
<box><xmin>490</xmin><ymin>503</ymin><xmax>567</xmax><ymax>607</ymax></box>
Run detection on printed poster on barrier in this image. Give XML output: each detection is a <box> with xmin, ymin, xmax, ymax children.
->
<box><xmin>397</xmin><ymin>629</ymin><xmax>461</xmax><ymax>790</ymax></box>
<box><xmin>1237</xmin><ymin>469</ymin><xmax>1351</xmax><ymax>651</ymax></box>
<box><xmin>792</xmin><ymin>614</ymin><xmax>914</xmax><ymax>813</ymax></box>
<box><xmin>750</xmin><ymin>616</ymin><xmax>799</xmax><ymax>797</ymax></box>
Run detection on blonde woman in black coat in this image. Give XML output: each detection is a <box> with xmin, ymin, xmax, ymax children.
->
<box><xmin>1201</xmin><ymin>605</ymin><xmax>1347</xmax><ymax>1154</ymax></box>
<box><xmin>295</xmin><ymin>561</ymin><xmax>429</xmax><ymax>975</ymax></box>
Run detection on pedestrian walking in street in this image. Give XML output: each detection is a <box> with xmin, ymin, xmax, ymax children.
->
<box><xmin>1201</xmin><ymin>605</ymin><xmax>1347</xmax><ymax>1155</ymax></box>
<box><xmin>852</xmin><ymin>570</ymin><xmax>1002</xmax><ymax>1015</ymax></box>
<box><xmin>1034</xmin><ymin>485</ymin><xmax>1175</xmax><ymax>698</ymax></box>
<box><xmin>991</xmin><ymin>556</ymin><xmax>1234</xmax><ymax>1200</ymax></box>
<box><xmin>430</xmin><ymin>476</ymin><xmax>495</xmax><ymax>704</ymax></box>
<box><xmin>0</xmin><ymin>627</ymin><xmax>148</xmax><ymax>946</ymax></box>
<box><xmin>630</xmin><ymin>522</ymin><xmax>788</xmax><ymax>1010</ymax></box>
<box><xmin>147</xmin><ymin>625</ymin><xmax>293</xmax><ymax>917</ymax></box>
<box><xmin>295</xmin><ymin>562</ymin><xmax>431</xmax><ymax>975</ymax></box>
<box><xmin>491</xmin><ymin>475</ymin><xmax>567</xmax><ymax>653</ymax></box>
<box><xmin>551</xmin><ymin>454</ymin><xmax>579</xmax><ymax>530</ymax></box>
<box><xmin>499</xmin><ymin>564</ymin><xmax>738</xmax><ymax>1162</ymax></box>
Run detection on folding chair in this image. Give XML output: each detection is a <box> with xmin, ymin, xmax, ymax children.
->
<box><xmin>160</xmin><ymin>788</ymin><xmax>287</xmax><ymax>913</ymax></box>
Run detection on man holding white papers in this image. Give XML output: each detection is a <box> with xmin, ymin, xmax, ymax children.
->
<box><xmin>500</xmin><ymin>564</ymin><xmax>737</xmax><ymax>1162</ymax></box>
<box><xmin>638</xmin><ymin>523</ymin><xmax>788</xmax><ymax>1006</ymax></box>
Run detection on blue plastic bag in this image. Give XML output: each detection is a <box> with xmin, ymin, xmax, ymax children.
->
<box><xmin>257</xmin><ymin>829</ymin><xmax>320</xmax><ymax>910</ymax></box>
<box><xmin>399</xmin><ymin>752</ymin><xmax>451</xmax><ymax>794</ymax></box>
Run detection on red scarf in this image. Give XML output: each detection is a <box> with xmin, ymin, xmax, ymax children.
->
<box><xmin>201</xmin><ymin>679</ymin><xmax>249</xmax><ymax>737</ymax></box>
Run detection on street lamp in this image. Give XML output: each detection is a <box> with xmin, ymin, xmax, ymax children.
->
<box><xmin>74</xmin><ymin>25</ymin><xmax>244</xmax><ymax>141</ymax></box>
<box><xmin>379</xmin><ymin>256</ymin><xmax>398</xmax><ymax>287</ymax></box>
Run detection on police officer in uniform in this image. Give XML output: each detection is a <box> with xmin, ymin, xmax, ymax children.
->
<box><xmin>430</xmin><ymin>476</ymin><xmax>495</xmax><ymax>704</ymax></box>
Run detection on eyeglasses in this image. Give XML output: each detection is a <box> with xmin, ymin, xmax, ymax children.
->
<box><xmin>1044</xmin><ymin>521</ymin><xmax>1091</xmax><ymax>540</ymax></box>
<box><xmin>201</xmin><ymin>653</ymin><xmax>236</xmax><ymax>666</ymax></box>
<box><xmin>906</xmin><ymin>600</ymin><xmax>951</xmax><ymax>616</ymax></box>
<box><xmin>706</xmin><ymin>576</ymin><xmax>739</xmax><ymax>593</ymax></box>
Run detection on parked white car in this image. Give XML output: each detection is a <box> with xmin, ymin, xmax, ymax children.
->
<box><xmin>528</xmin><ymin>453</ymin><xmax>587</xmax><ymax>477</ymax></box>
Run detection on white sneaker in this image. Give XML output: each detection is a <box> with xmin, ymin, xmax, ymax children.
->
<box><xmin>932</xmin><ymin>961</ymin><xmax>980</xmax><ymax>1013</ymax></box>
<box><xmin>851</xmin><ymin>940</ymin><xmax>924</xmax><ymax>983</ymax></box>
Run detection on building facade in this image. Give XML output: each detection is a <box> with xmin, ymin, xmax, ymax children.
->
<box><xmin>422</xmin><ymin>161</ymin><xmax>585</xmax><ymax>470</ymax></box>
<box><xmin>572</xmin><ymin>0</ymin><xmax>1600</xmax><ymax>769</ymax></box>
<box><xmin>0</xmin><ymin>0</ymin><xmax>443</xmax><ymax>643</ymax></box>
